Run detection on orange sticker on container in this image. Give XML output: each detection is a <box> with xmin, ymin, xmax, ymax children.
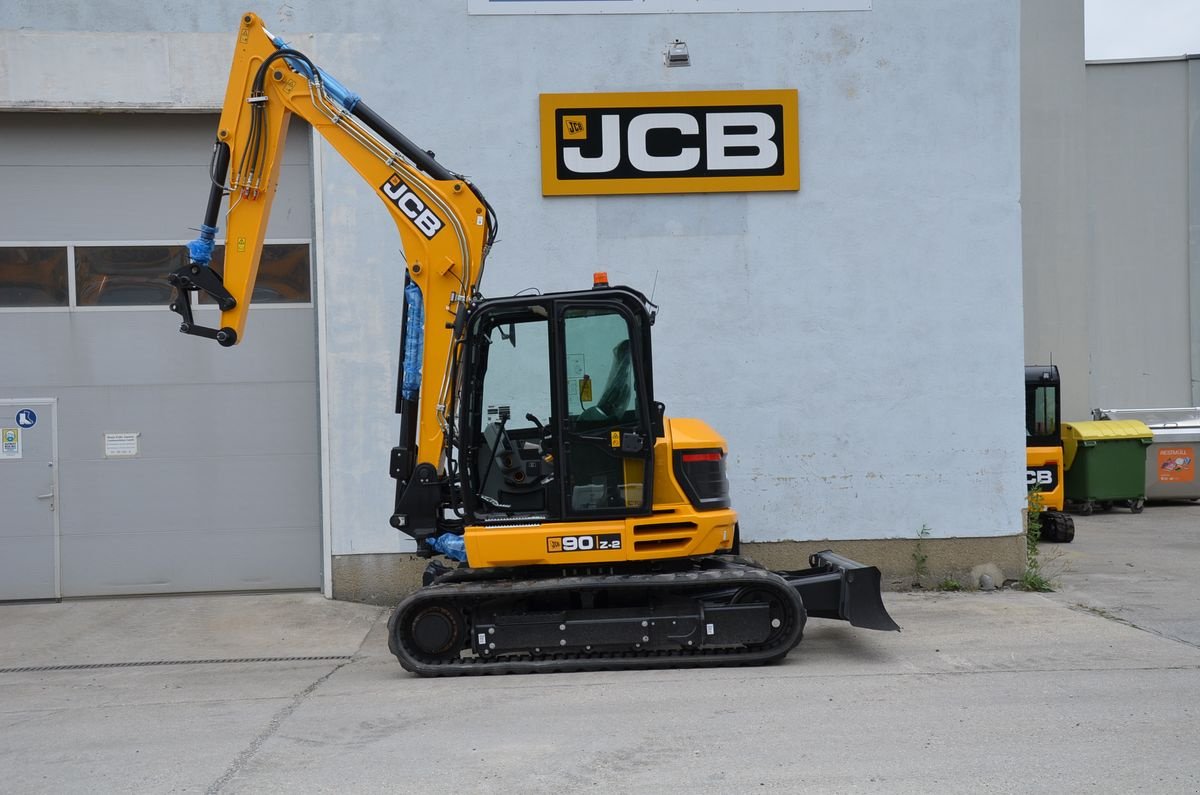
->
<box><xmin>1157</xmin><ymin>447</ymin><xmax>1194</xmax><ymax>483</ymax></box>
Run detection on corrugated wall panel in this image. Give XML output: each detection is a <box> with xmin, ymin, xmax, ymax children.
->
<box><xmin>0</xmin><ymin>112</ymin><xmax>321</xmax><ymax>596</ymax></box>
<box><xmin>1086</xmin><ymin>62</ymin><xmax>1192</xmax><ymax>409</ymax></box>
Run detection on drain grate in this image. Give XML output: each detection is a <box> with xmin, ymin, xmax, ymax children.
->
<box><xmin>0</xmin><ymin>655</ymin><xmax>353</xmax><ymax>674</ymax></box>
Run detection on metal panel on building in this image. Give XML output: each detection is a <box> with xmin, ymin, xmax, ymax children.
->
<box><xmin>1086</xmin><ymin>60</ymin><xmax>1192</xmax><ymax>409</ymax></box>
<box><xmin>0</xmin><ymin>113</ymin><xmax>322</xmax><ymax>598</ymax></box>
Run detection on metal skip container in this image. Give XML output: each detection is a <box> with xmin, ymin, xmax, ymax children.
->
<box><xmin>1092</xmin><ymin>408</ymin><xmax>1200</xmax><ymax>500</ymax></box>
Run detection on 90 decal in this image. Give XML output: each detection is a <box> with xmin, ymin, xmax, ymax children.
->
<box><xmin>547</xmin><ymin>533</ymin><xmax>622</xmax><ymax>553</ymax></box>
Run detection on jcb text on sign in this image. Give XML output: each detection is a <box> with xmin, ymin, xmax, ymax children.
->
<box><xmin>540</xmin><ymin>90</ymin><xmax>799</xmax><ymax>196</ymax></box>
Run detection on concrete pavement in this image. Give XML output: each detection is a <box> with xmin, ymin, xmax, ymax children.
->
<box><xmin>1041</xmin><ymin>501</ymin><xmax>1200</xmax><ymax>647</ymax></box>
<box><xmin>1</xmin><ymin>507</ymin><xmax>1198</xmax><ymax>793</ymax></box>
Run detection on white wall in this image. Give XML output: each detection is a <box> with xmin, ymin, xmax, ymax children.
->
<box><xmin>1</xmin><ymin>0</ymin><xmax>1026</xmax><ymax>554</ymax></box>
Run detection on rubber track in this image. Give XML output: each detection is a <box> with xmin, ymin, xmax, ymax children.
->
<box><xmin>387</xmin><ymin>560</ymin><xmax>806</xmax><ymax>677</ymax></box>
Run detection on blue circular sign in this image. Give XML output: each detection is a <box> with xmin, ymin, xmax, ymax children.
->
<box><xmin>15</xmin><ymin>409</ymin><xmax>37</xmax><ymax>429</ymax></box>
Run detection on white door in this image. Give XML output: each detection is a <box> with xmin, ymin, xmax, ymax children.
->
<box><xmin>0</xmin><ymin>399</ymin><xmax>58</xmax><ymax>600</ymax></box>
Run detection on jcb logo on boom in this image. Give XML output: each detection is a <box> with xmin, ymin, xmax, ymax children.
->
<box><xmin>380</xmin><ymin>175</ymin><xmax>444</xmax><ymax>239</ymax></box>
<box><xmin>540</xmin><ymin>89</ymin><xmax>799</xmax><ymax>196</ymax></box>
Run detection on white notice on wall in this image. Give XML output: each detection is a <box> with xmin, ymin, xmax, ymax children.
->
<box><xmin>104</xmin><ymin>432</ymin><xmax>140</xmax><ymax>458</ymax></box>
<box><xmin>2</xmin><ymin>427</ymin><xmax>20</xmax><ymax>459</ymax></box>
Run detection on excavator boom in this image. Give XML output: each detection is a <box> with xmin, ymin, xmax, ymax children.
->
<box><xmin>168</xmin><ymin>12</ymin><xmax>494</xmax><ymax>482</ymax></box>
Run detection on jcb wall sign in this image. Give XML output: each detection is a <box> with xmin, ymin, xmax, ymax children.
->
<box><xmin>539</xmin><ymin>90</ymin><xmax>799</xmax><ymax>196</ymax></box>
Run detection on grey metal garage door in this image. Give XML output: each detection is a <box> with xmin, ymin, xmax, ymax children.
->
<box><xmin>0</xmin><ymin>112</ymin><xmax>322</xmax><ymax>597</ymax></box>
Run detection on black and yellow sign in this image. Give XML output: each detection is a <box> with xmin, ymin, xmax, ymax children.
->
<box><xmin>539</xmin><ymin>89</ymin><xmax>799</xmax><ymax>196</ymax></box>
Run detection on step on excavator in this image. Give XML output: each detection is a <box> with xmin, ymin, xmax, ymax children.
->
<box><xmin>168</xmin><ymin>13</ymin><xmax>899</xmax><ymax>676</ymax></box>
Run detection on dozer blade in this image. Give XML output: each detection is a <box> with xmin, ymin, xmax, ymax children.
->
<box><xmin>777</xmin><ymin>550</ymin><xmax>900</xmax><ymax>632</ymax></box>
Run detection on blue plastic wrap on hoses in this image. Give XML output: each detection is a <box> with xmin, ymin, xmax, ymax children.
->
<box><xmin>401</xmin><ymin>280</ymin><xmax>424</xmax><ymax>401</ymax></box>
<box><xmin>427</xmin><ymin>533</ymin><xmax>467</xmax><ymax>562</ymax></box>
<box><xmin>186</xmin><ymin>224</ymin><xmax>218</xmax><ymax>266</ymax></box>
<box><xmin>270</xmin><ymin>36</ymin><xmax>361</xmax><ymax>113</ymax></box>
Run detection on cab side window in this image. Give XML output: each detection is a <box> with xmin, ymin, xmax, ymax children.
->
<box><xmin>1027</xmin><ymin>385</ymin><xmax>1057</xmax><ymax>440</ymax></box>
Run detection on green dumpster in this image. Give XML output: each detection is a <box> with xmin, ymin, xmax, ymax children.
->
<box><xmin>1061</xmin><ymin>420</ymin><xmax>1152</xmax><ymax>514</ymax></box>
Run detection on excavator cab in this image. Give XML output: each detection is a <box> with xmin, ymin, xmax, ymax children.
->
<box><xmin>459</xmin><ymin>286</ymin><xmax>656</xmax><ymax>523</ymax></box>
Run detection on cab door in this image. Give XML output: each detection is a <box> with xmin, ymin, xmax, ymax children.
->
<box><xmin>468</xmin><ymin>309</ymin><xmax>556</xmax><ymax>516</ymax></box>
<box><xmin>558</xmin><ymin>303</ymin><xmax>653</xmax><ymax>517</ymax></box>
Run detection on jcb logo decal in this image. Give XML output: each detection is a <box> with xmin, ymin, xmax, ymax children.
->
<box><xmin>1026</xmin><ymin>466</ymin><xmax>1059</xmax><ymax>492</ymax></box>
<box><xmin>380</xmin><ymin>175</ymin><xmax>444</xmax><ymax>239</ymax></box>
<box><xmin>563</xmin><ymin>116</ymin><xmax>587</xmax><ymax>139</ymax></box>
<box><xmin>540</xmin><ymin>90</ymin><xmax>799</xmax><ymax>196</ymax></box>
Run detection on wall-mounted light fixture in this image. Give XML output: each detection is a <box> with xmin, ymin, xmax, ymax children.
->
<box><xmin>664</xmin><ymin>39</ymin><xmax>690</xmax><ymax>67</ymax></box>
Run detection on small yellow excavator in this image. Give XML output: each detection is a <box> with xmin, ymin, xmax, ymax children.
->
<box><xmin>1025</xmin><ymin>365</ymin><xmax>1074</xmax><ymax>542</ymax></box>
<box><xmin>167</xmin><ymin>13</ymin><xmax>897</xmax><ymax>675</ymax></box>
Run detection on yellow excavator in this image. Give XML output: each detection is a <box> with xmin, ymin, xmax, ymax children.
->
<box><xmin>1025</xmin><ymin>365</ymin><xmax>1074</xmax><ymax>542</ymax></box>
<box><xmin>168</xmin><ymin>13</ymin><xmax>897</xmax><ymax>675</ymax></box>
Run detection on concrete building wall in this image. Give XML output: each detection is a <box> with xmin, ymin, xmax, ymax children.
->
<box><xmin>1085</xmin><ymin>60</ymin><xmax>1193</xmax><ymax>410</ymax></box>
<box><xmin>319</xmin><ymin>2</ymin><xmax>1025</xmax><ymax>555</ymax></box>
<box><xmin>2</xmin><ymin>1</ymin><xmax>1028</xmax><ymax>590</ymax></box>
<box><xmin>1021</xmin><ymin>0</ymin><xmax>1091</xmax><ymax>421</ymax></box>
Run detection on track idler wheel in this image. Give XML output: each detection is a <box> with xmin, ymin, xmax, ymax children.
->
<box><xmin>732</xmin><ymin>585</ymin><xmax>805</xmax><ymax>648</ymax></box>
<box><xmin>403</xmin><ymin>602</ymin><xmax>467</xmax><ymax>660</ymax></box>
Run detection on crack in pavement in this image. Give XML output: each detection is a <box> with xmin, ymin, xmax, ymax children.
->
<box><xmin>205</xmin><ymin>608</ymin><xmax>387</xmax><ymax>794</ymax></box>
<box><xmin>1065</xmin><ymin>601</ymin><xmax>1200</xmax><ymax>650</ymax></box>
<box><xmin>205</xmin><ymin>659</ymin><xmax>351</xmax><ymax>794</ymax></box>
